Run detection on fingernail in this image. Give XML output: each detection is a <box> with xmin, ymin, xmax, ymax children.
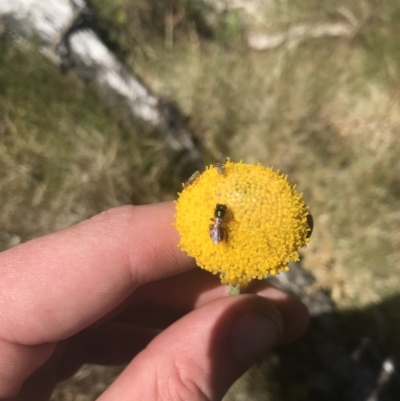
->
<box><xmin>230</xmin><ymin>312</ymin><xmax>281</xmax><ymax>363</ymax></box>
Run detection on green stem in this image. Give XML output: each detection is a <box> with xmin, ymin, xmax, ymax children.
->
<box><xmin>228</xmin><ymin>284</ymin><xmax>241</xmax><ymax>295</ymax></box>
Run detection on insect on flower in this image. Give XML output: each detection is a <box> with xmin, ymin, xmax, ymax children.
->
<box><xmin>210</xmin><ymin>204</ymin><xmax>228</xmax><ymax>244</ymax></box>
<box><xmin>212</xmin><ymin>159</ymin><xmax>227</xmax><ymax>175</ymax></box>
<box><xmin>306</xmin><ymin>213</ymin><xmax>314</xmax><ymax>238</ymax></box>
<box><xmin>175</xmin><ymin>160</ymin><xmax>312</xmax><ymax>287</ymax></box>
<box><xmin>183</xmin><ymin>171</ymin><xmax>201</xmax><ymax>188</ymax></box>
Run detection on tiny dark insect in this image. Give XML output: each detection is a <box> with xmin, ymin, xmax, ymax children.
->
<box><xmin>212</xmin><ymin>159</ymin><xmax>227</xmax><ymax>174</ymax></box>
<box><xmin>306</xmin><ymin>213</ymin><xmax>314</xmax><ymax>239</ymax></box>
<box><xmin>183</xmin><ymin>170</ymin><xmax>201</xmax><ymax>188</ymax></box>
<box><xmin>209</xmin><ymin>204</ymin><xmax>228</xmax><ymax>244</ymax></box>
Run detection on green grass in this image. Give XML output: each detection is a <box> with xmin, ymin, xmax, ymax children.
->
<box><xmin>2</xmin><ymin>0</ymin><xmax>400</xmax><ymax>399</ymax></box>
<box><xmin>0</xmin><ymin>37</ymin><xmax>179</xmax><ymax>251</ymax></box>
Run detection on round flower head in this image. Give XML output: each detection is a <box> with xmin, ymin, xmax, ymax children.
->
<box><xmin>174</xmin><ymin>160</ymin><xmax>311</xmax><ymax>287</ymax></box>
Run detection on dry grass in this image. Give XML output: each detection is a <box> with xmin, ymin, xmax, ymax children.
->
<box><xmin>2</xmin><ymin>0</ymin><xmax>400</xmax><ymax>399</ymax></box>
<box><xmin>0</xmin><ymin>37</ymin><xmax>180</xmax><ymax>250</ymax></box>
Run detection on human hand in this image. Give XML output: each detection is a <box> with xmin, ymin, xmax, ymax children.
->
<box><xmin>0</xmin><ymin>202</ymin><xmax>309</xmax><ymax>401</ymax></box>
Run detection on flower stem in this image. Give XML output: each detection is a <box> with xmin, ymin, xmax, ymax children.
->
<box><xmin>228</xmin><ymin>284</ymin><xmax>241</xmax><ymax>295</ymax></box>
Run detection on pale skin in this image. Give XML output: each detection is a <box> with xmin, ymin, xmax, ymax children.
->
<box><xmin>0</xmin><ymin>202</ymin><xmax>309</xmax><ymax>401</ymax></box>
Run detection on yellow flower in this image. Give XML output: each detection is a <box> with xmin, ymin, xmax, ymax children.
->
<box><xmin>174</xmin><ymin>160</ymin><xmax>311</xmax><ymax>287</ymax></box>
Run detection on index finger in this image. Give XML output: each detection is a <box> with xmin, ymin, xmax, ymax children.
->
<box><xmin>0</xmin><ymin>202</ymin><xmax>194</xmax><ymax>345</ymax></box>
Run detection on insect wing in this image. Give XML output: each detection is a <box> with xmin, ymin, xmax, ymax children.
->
<box><xmin>210</xmin><ymin>220</ymin><xmax>224</xmax><ymax>244</ymax></box>
<box><xmin>183</xmin><ymin>170</ymin><xmax>200</xmax><ymax>188</ymax></box>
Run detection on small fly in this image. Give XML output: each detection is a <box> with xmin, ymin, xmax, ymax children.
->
<box><xmin>212</xmin><ymin>158</ymin><xmax>227</xmax><ymax>175</ymax></box>
<box><xmin>183</xmin><ymin>171</ymin><xmax>201</xmax><ymax>188</ymax></box>
<box><xmin>306</xmin><ymin>213</ymin><xmax>314</xmax><ymax>238</ymax></box>
<box><xmin>209</xmin><ymin>204</ymin><xmax>228</xmax><ymax>244</ymax></box>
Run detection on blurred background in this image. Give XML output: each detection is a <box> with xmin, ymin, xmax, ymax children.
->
<box><xmin>1</xmin><ymin>0</ymin><xmax>400</xmax><ymax>400</ymax></box>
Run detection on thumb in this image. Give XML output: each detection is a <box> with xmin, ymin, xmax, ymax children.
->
<box><xmin>98</xmin><ymin>294</ymin><xmax>283</xmax><ymax>401</ymax></box>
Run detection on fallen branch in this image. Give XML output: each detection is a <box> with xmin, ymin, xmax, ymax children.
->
<box><xmin>248</xmin><ymin>21</ymin><xmax>355</xmax><ymax>50</ymax></box>
<box><xmin>0</xmin><ymin>0</ymin><xmax>202</xmax><ymax>164</ymax></box>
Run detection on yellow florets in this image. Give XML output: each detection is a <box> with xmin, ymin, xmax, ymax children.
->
<box><xmin>174</xmin><ymin>160</ymin><xmax>311</xmax><ymax>287</ymax></box>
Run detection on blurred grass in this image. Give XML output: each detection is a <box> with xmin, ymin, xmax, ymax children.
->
<box><xmin>1</xmin><ymin>0</ymin><xmax>400</xmax><ymax>399</ymax></box>
<box><xmin>0</xmin><ymin>36</ymin><xmax>179</xmax><ymax>250</ymax></box>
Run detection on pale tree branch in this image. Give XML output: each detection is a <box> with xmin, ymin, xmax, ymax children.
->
<box><xmin>0</xmin><ymin>0</ymin><xmax>202</xmax><ymax>166</ymax></box>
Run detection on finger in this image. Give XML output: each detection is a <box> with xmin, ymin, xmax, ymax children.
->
<box><xmin>51</xmin><ymin>282</ymin><xmax>308</xmax><ymax>369</ymax></box>
<box><xmin>245</xmin><ymin>281</ymin><xmax>309</xmax><ymax>344</ymax></box>
<box><xmin>0</xmin><ymin>202</ymin><xmax>194</xmax><ymax>344</ymax></box>
<box><xmin>53</xmin><ymin>322</ymin><xmax>161</xmax><ymax>381</ymax></box>
<box><xmin>0</xmin><ymin>202</ymin><xmax>192</xmax><ymax>399</ymax></box>
<box><xmin>98</xmin><ymin>294</ymin><xmax>284</xmax><ymax>401</ymax></box>
<box><xmin>51</xmin><ymin>285</ymin><xmax>307</xmax><ymax>371</ymax></box>
<box><xmin>49</xmin><ymin>281</ymin><xmax>307</xmax><ymax>370</ymax></box>
<box><xmin>118</xmin><ymin>269</ymin><xmax>309</xmax><ymax>343</ymax></box>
